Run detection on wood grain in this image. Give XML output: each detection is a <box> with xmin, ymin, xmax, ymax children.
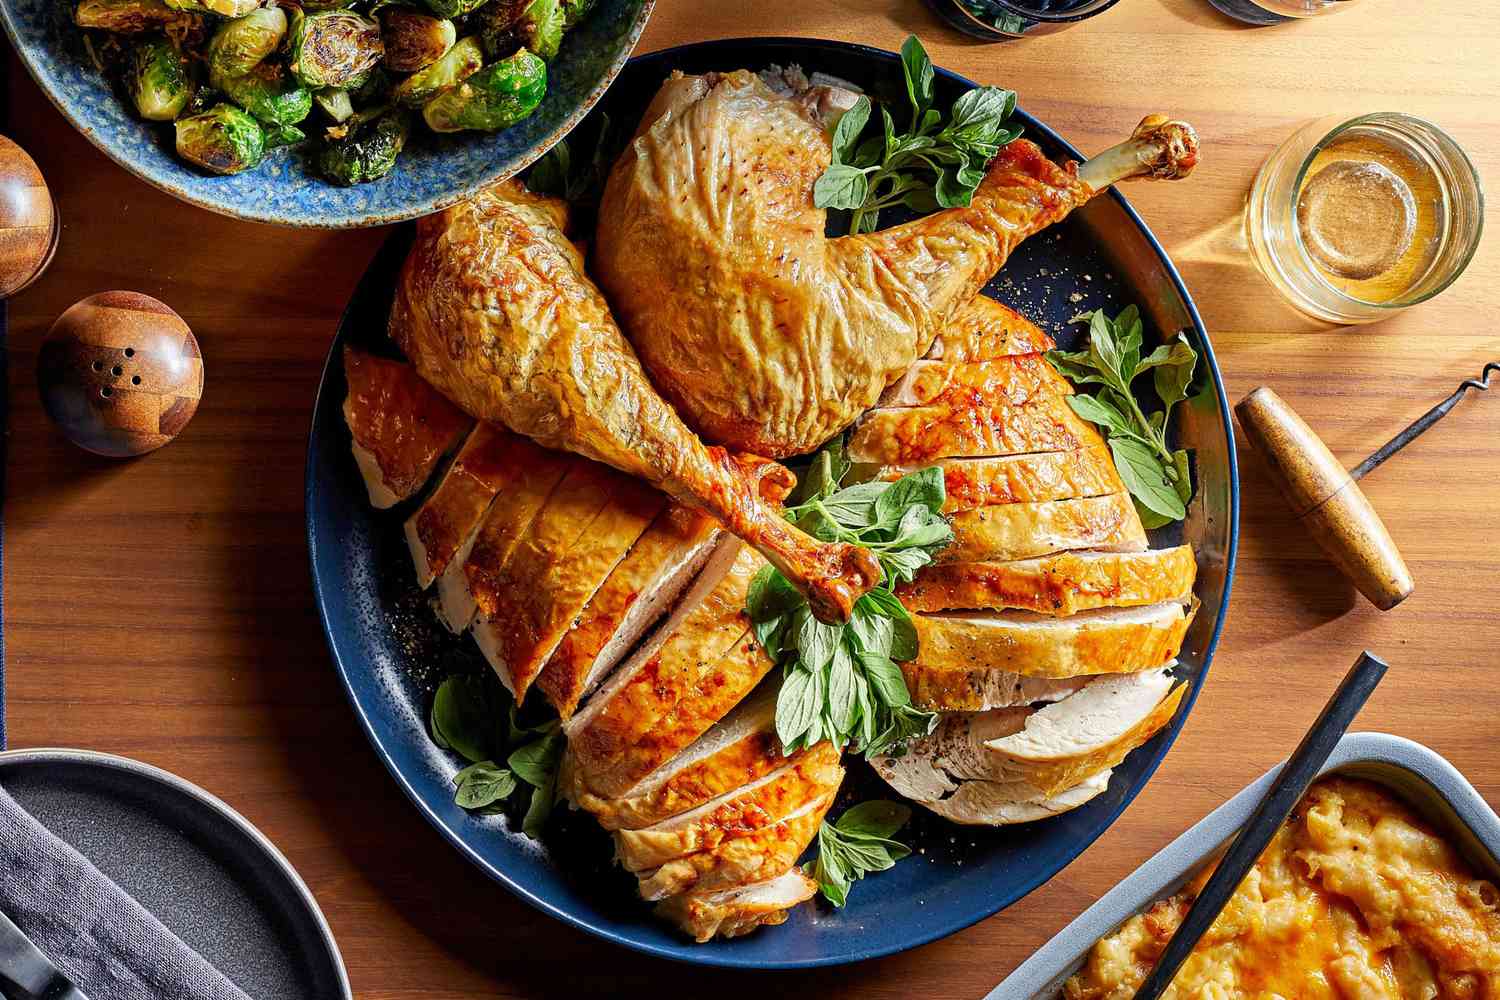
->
<box><xmin>4</xmin><ymin>0</ymin><xmax>1499</xmax><ymax>995</ymax></box>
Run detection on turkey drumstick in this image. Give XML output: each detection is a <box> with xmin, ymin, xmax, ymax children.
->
<box><xmin>389</xmin><ymin>181</ymin><xmax>879</xmax><ymax>623</ymax></box>
<box><xmin>595</xmin><ymin>69</ymin><xmax>1199</xmax><ymax>458</ymax></box>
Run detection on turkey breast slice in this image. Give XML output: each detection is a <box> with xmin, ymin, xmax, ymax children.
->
<box><xmin>899</xmin><ymin>546</ymin><xmax>1197</xmax><ymax>615</ymax></box>
<box><xmin>565</xmin><ymin>541</ymin><xmax>760</xmax><ymax>796</ymax></box>
<box><xmin>937</xmin><ymin>494</ymin><xmax>1147</xmax><ymax>564</ymax></box>
<box><xmin>636</xmin><ymin>790</ymin><xmax>837</xmax><ymax>902</ymax></box>
<box><xmin>905</xmin><ymin>601</ymin><xmax>1195</xmax><ymax>704</ymax></box>
<box><xmin>569</xmin><ymin>679</ymin><xmax>782</xmax><ymax>831</ymax></box>
<box><xmin>342</xmin><ymin>347</ymin><xmax>473</xmax><ymax>510</ymax></box>
<box><xmin>926</xmin><ymin>296</ymin><xmax>1055</xmax><ymax>362</ymax></box>
<box><xmin>847</xmin><ymin>392</ymin><xmax>1093</xmax><ymax>466</ymax></box>
<box><xmin>615</xmin><ymin>742</ymin><xmax>842</xmax><ymax>872</ymax></box>
<box><xmin>904</xmin><ymin>770</ymin><xmax>1112</xmax><ymax>826</ymax></box>
<box><xmin>872</xmin><ymin>448</ymin><xmax>1123</xmax><ymax>513</ymax></box>
<box><xmin>877</xmin><ymin>353</ymin><xmax>1071</xmax><ymax>409</ymax></box>
<box><xmin>472</xmin><ymin>466</ymin><xmax>664</xmax><ymax>703</ymax></box>
<box><xmin>899</xmin><ymin>666</ymin><xmax>1090</xmax><ymax>714</ymax></box>
<box><xmin>986</xmin><ymin>668</ymin><xmax>1179</xmax><ymax>764</ymax></box>
<box><xmin>405</xmin><ymin>425</ymin><xmax>545</xmax><ymax>589</ymax></box>
<box><xmin>434</xmin><ymin>447</ymin><xmax>572</xmax><ymax>634</ymax></box>
<box><xmin>654</xmin><ymin>870</ymin><xmax>818</xmax><ymax>943</ymax></box>
<box><xmin>536</xmin><ymin>504</ymin><xmax>721</xmax><ymax>719</ymax></box>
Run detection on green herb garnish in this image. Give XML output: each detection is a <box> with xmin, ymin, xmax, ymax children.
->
<box><xmin>1046</xmin><ymin>305</ymin><xmax>1200</xmax><ymax>528</ymax></box>
<box><xmin>748</xmin><ymin>437</ymin><xmax>947</xmax><ymax>759</ymax></box>
<box><xmin>429</xmin><ymin>673</ymin><xmax>564</xmax><ymax>837</ymax></box>
<box><xmin>806</xmin><ymin>800</ymin><xmax>913</xmax><ymax>907</ymax></box>
<box><xmin>812</xmin><ymin>35</ymin><xmax>1022</xmax><ymax>235</ymax></box>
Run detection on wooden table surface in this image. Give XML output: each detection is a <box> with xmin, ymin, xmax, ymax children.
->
<box><xmin>4</xmin><ymin>0</ymin><xmax>1499</xmax><ymax>995</ymax></box>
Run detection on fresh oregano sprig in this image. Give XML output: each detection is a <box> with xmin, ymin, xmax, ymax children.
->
<box><xmin>1046</xmin><ymin>305</ymin><xmax>1200</xmax><ymax>528</ymax></box>
<box><xmin>747</xmin><ymin>436</ymin><xmax>947</xmax><ymax>759</ymax></box>
<box><xmin>429</xmin><ymin>672</ymin><xmax>564</xmax><ymax>838</ymax></box>
<box><xmin>806</xmin><ymin>800</ymin><xmax>913</xmax><ymax>907</ymax></box>
<box><xmin>812</xmin><ymin>35</ymin><xmax>1022</xmax><ymax>235</ymax></box>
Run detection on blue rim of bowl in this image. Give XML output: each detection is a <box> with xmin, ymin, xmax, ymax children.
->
<box><xmin>0</xmin><ymin>747</ymin><xmax>354</xmax><ymax>997</ymax></box>
<box><xmin>0</xmin><ymin>0</ymin><xmax>655</xmax><ymax>229</ymax></box>
<box><xmin>305</xmin><ymin>36</ymin><xmax>1240</xmax><ymax>968</ymax></box>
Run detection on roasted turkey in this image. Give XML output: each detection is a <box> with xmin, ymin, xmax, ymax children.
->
<box><xmin>389</xmin><ymin>180</ymin><xmax>878</xmax><ymax>623</ymax></box>
<box><xmin>595</xmin><ymin>69</ymin><xmax>1199</xmax><ymax>458</ymax></box>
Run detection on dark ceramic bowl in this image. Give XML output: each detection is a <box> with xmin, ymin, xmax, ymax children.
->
<box><xmin>0</xmin><ymin>0</ymin><xmax>652</xmax><ymax>228</ymax></box>
<box><xmin>925</xmin><ymin>0</ymin><xmax>1127</xmax><ymax>40</ymax></box>
<box><xmin>305</xmin><ymin>37</ymin><xmax>1239</xmax><ymax>968</ymax></box>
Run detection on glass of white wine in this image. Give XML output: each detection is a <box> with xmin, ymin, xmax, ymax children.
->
<box><xmin>1206</xmin><ymin>0</ymin><xmax>1358</xmax><ymax>25</ymax></box>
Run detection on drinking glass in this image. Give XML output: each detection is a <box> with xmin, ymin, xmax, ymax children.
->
<box><xmin>1245</xmin><ymin>113</ymin><xmax>1484</xmax><ymax>324</ymax></box>
<box><xmin>1206</xmin><ymin>0</ymin><xmax>1359</xmax><ymax>25</ymax></box>
<box><xmin>924</xmin><ymin>0</ymin><xmax>1125</xmax><ymax>40</ymax></box>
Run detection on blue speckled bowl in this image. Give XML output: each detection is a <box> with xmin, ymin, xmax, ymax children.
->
<box><xmin>0</xmin><ymin>0</ymin><xmax>653</xmax><ymax>228</ymax></box>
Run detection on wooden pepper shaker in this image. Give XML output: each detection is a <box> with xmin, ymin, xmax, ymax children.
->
<box><xmin>0</xmin><ymin>135</ymin><xmax>59</xmax><ymax>298</ymax></box>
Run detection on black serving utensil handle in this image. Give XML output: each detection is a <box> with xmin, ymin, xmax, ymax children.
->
<box><xmin>1130</xmin><ymin>651</ymin><xmax>1388</xmax><ymax>1000</ymax></box>
<box><xmin>0</xmin><ymin>908</ymin><xmax>88</xmax><ymax>1000</ymax></box>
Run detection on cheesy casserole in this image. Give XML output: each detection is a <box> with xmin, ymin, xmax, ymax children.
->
<box><xmin>1064</xmin><ymin>777</ymin><xmax>1500</xmax><ymax>999</ymax></box>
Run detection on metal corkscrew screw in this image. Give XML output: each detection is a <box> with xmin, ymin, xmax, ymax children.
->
<box><xmin>1234</xmin><ymin>362</ymin><xmax>1500</xmax><ymax>612</ymax></box>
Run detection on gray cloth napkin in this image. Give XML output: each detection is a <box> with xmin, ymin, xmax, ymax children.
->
<box><xmin>0</xmin><ymin>783</ymin><xmax>253</xmax><ymax>1000</ymax></box>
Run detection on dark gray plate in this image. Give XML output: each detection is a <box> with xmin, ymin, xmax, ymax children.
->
<box><xmin>0</xmin><ymin>749</ymin><xmax>350</xmax><ymax>999</ymax></box>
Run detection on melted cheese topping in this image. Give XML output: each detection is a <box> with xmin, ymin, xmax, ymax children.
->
<box><xmin>1064</xmin><ymin>778</ymin><xmax>1500</xmax><ymax>1000</ymax></box>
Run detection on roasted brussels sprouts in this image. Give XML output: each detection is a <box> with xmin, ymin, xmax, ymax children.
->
<box><xmin>175</xmin><ymin>103</ymin><xmax>266</xmax><ymax>174</ymax></box>
<box><xmin>221</xmin><ymin>63</ymin><xmax>312</xmax><ymax>126</ymax></box>
<box><xmin>421</xmin><ymin>47</ymin><xmax>544</xmax><ymax>133</ymax></box>
<box><xmin>287</xmin><ymin>9</ymin><xmax>383</xmax><ymax>89</ymax></box>
<box><xmin>419</xmin><ymin>0</ymin><xmax>486</xmax><ymax>18</ymax></box>
<box><xmin>391</xmin><ymin>34</ymin><xmax>480</xmax><ymax>106</ymax></box>
<box><xmin>264</xmin><ymin>122</ymin><xmax>306</xmax><ymax>147</ymax></box>
<box><xmin>317</xmin><ymin>110</ymin><xmax>408</xmax><ymax>185</ymax></box>
<box><xmin>380</xmin><ymin>8</ymin><xmax>454</xmax><ymax>72</ymax></box>
<box><xmin>74</xmin><ymin>0</ymin><xmax>192</xmax><ymax>34</ymax></box>
<box><xmin>163</xmin><ymin>0</ymin><xmax>263</xmax><ymax>17</ymax></box>
<box><xmin>560</xmin><ymin>0</ymin><xmax>594</xmax><ymax>29</ymax></box>
<box><xmin>514</xmin><ymin>0</ymin><xmax>562</xmax><ymax>62</ymax></box>
<box><xmin>205</xmin><ymin>6</ymin><xmax>285</xmax><ymax>84</ymax></box>
<box><xmin>474</xmin><ymin>0</ymin><xmax>523</xmax><ymax>60</ymax></box>
<box><xmin>125</xmin><ymin>37</ymin><xmax>194</xmax><ymax>121</ymax></box>
<box><xmin>314</xmin><ymin>87</ymin><xmax>354</xmax><ymax>122</ymax></box>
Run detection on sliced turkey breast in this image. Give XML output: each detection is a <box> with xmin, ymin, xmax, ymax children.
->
<box><xmin>405</xmin><ymin>426</ymin><xmax>550</xmax><ymax>589</ymax></box>
<box><xmin>569</xmin><ymin>680</ymin><xmax>781</xmax><ymax>831</ymax></box>
<box><xmin>888</xmin><ymin>769</ymin><xmax>1112</xmax><ymax>826</ymax></box>
<box><xmin>937</xmin><ymin>494</ymin><xmax>1147</xmax><ymax>564</ymax></box>
<box><xmin>342</xmin><ymin>347</ymin><xmax>472</xmax><ymax>509</ymax></box>
<box><xmin>877</xmin><ymin>354</ymin><xmax>1070</xmax><ymax>409</ymax></box>
<box><xmin>905</xmin><ymin>601</ymin><xmax>1194</xmax><ymax>701</ymax></box>
<box><xmin>615</xmin><ymin>742</ymin><xmax>841</xmax><ymax>872</ymax></box>
<box><xmin>537</xmin><ymin>505</ymin><xmax>721</xmax><ymax>719</ymax></box>
<box><xmin>899</xmin><ymin>546</ymin><xmax>1197</xmax><ymax>615</ymax></box>
<box><xmin>565</xmin><ymin>541</ymin><xmax>759</xmax><ymax>796</ymax></box>
<box><xmin>987</xmin><ymin>667</ymin><xmax>1179</xmax><ymax>764</ymax></box>
<box><xmin>873</xmin><ymin>448</ymin><xmax>1122</xmax><ymax>513</ymax></box>
<box><xmin>847</xmin><ymin>392</ymin><xmax>1091</xmax><ymax>466</ymax></box>
<box><xmin>472</xmin><ymin>466</ymin><xmax>664</xmax><ymax>702</ymax></box>
<box><xmin>654</xmin><ymin>870</ymin><xmax>818</xmax><ymax>943</ymax></box>
<box><xmin>636</xmin><ymin>790</ymin><xmax>837</xmax><ymax>902</ymax></box>
<box><xmin>900</xmin><ymin>666</ymin><xmax>1090</xmax><ymax>713</ymax></box>
<box><xmin>435</xmin><ymin>448</ymin><xmax>571</xmax><ymax>633</ymax></box>
<box><xmin>925</xmin><ymin>296</ymin><xmax>1054</xmax><ymax>362</ymax></box>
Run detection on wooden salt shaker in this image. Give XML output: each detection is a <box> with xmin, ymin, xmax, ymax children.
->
<box><xmin>0</xmin><ymin>135</ymin><xmax>58</xmax><ymax>298</ymax></box>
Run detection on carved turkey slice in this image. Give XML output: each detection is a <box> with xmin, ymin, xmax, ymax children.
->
<box><xmin>405</xmin><ymin>424</ymin><xmax>529</xmax><ymax>589</ymax></box>
<box><xmin>848</xmin><ymin>392</ymin><xmax>1098</xmax><ymax>466</ymax></box>
<box><xmin>874</xmin><ymin>449</ymin><xmax>1123</xmax><ymax>513</ymax></box>
<box><xmin>939</xmin><ymin>494</ymin><xmax>1147</xmax><ymax>564</ymax></box>
<box><xmin>342</xmin><ymin>347</ymin><xmax>471</xmax><ymax>509</ymax></box>
<box><xmin>655</xmin><ymin>870</ymin><xmax>818</xmax><ymax>943</ymax></box>
<box><xmin>926</xmin><ymin>297</ymin><xmax>1055</xmax><ymax>362</ymax></box>
<box><xmin>876</xmin><ymin>768</ymin><xmax>1112</xmax><ymax>827</ymax></box>
<box><xmin>898</xmin><ymin>546</ymin><xmax>1197</xmax><ymax>615</ymax></box>
<box><xmin>878</xmin><ymin>353</ymin><xmax>1071</xmax><ymax>409</ymax></box>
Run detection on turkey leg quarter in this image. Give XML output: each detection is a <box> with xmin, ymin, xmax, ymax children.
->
<box><xmin>389</xmin><ymin>181</ymin><xmax>879</xmax><ymax>623</ymax></box>
<box><xmin>595</xmin><ymin>70</ymin><xmax>1200</xmax><ymax>458</ymax></box>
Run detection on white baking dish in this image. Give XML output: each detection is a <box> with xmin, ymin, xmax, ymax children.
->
<box><xmin>991</xmin><ymin>731</ymin><xmax>1500</xmax><ymax>999</ymax></box>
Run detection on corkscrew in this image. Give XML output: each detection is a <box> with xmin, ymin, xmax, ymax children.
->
<box><xmin>1235</xmin><ymin>362</ymin><xmax>1500</xmax><ymax>611</ymax></box>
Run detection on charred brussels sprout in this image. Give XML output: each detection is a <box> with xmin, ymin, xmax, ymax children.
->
<box><xmin>560</xmin><ymin>0</ymin><xmax>594</xmax><ymax>29</ymax></box>
<box><xmin>206</xmin><ymin>6</ymin><xmax>286</xmax><ymax>83</ymax></box>
<box><xmin>474</xmin><ymin>0</ymin><xmax>523</xmax><ymax>60</ymax></box>
<box><xmin>419</xmin><ymin>0</ymin><xmax>485</xmax><ymax>18</ymax></box>
<box><xmin>74</xmin><ymin>0</ymin><xmax>193</xmax><ymax>33</ymax></box>
<box><xmin>125</xmin><ymin>37</ymin><xmax>194</xmax><ymax>121</ymax></box>
<box><xmin>221</xmin><ymin>63</ymin><xmax>312</xmax><ymax>127</ymax></box>
<box><xmin>317</xmin><ymin>110</ymin><xmax>408</xmax><ymax>185</ymax></box>
<box><xmin>514</xmin><ymin>0</ymin><xmax>561</xmax><ymax>61</ymax></box>
<box><xmin>391</xmin><ymin>33</ymin><xmax>480</xmax><ymax>106</ymax></box>
<box><xmin>264</xmin><ymin>122</ymin><xmax>306</xmax><ymax>147</ymax></box>
<box><xmin>163</xmin><ymin>0</ymin><xmax>262</xmax><ymax>17</ymax></box>
<box><xmin>421</xmin><ymin>46</ymin><xmax>544</xmax><ymax>133</ymax></box>
<box><xmin>175</xmin><ymin>103</ymin><xmax>266</xmax><ymax>174</ymax></box>
<box><xmin>314</xmin><ymin>87</ymin><xmax>354</xmax><ymax>122</ymax></box>
<box><xmin>380</xmin><ymin>8</ymin><xmax>455</xmax><ymax>72</ymax></box>
<box><xmin>287</xmin><ymin>9</ymin><xmax>383</xmax><ymax>89</ymax></box>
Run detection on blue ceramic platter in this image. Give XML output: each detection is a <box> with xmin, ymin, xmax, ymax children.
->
<box><xmin>0</xmin><ymin>0</ymin><xmax>652</xmax><ymax>228</ymax></box>
<box><xmin>306</xmin><ymin>38</ymin><xmax>1240</xmax><ymax>968</ymax></box>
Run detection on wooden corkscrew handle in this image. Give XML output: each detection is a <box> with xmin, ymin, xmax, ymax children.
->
<box><xmin>1235</xmin><ymin>387</ymin><xmax>1414</xmax><ymax>611</ymax></box>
